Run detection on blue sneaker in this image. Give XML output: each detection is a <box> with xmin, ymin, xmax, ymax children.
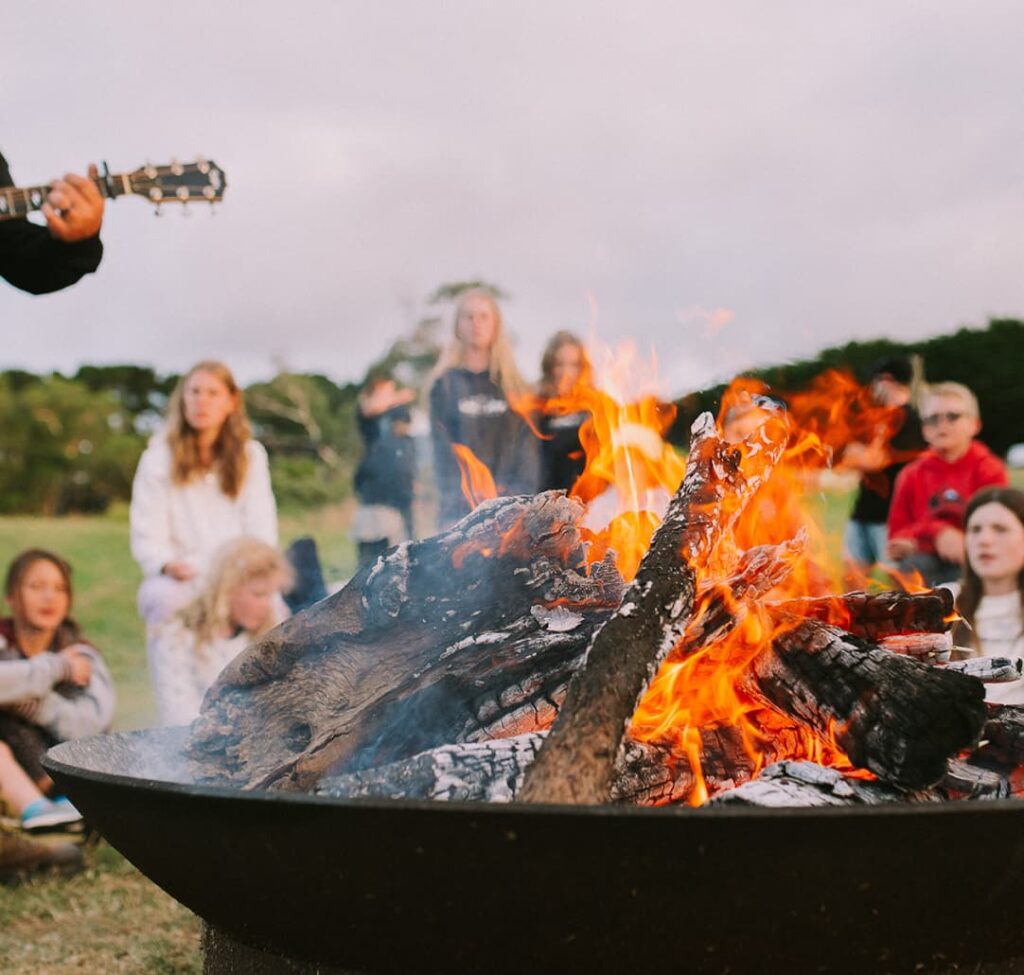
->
<box><xmin>20</xmin><ymin>797</ymin><xmax>83</xmax><ymax>832</ymax></box>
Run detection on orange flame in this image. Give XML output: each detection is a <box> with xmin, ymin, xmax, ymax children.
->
<box><xmin>627</xmin><ymin>370</ymin><xmax>917</xmax><ymax>804</ymax></box>
<box><xmin>451</xmin><ymin>443</ymin><xmax>497</xmax><ymax>510</ymax></box>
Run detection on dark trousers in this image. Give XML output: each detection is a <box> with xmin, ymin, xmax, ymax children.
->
<box><xmin>0</xmin><ymin>712</ymin><xmax>55</xmax><ymax>786</ymax></box>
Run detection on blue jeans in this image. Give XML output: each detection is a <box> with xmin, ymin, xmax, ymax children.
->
<box><xmin>843</xmin><ymin>520</ymin><xmax>888</xmax><ymax>570</ymax></box>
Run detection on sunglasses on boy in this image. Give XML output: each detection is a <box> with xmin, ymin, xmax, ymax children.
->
<box><xmin>921</xmin><ymin>411</ymin><xmax>966</xmax><ymax>427</ymax></box>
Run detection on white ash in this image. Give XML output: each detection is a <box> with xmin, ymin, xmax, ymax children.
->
<box><xmin>530</xmin><ymin>604</ymin><xmax>585</xmax><ymax>632</ymax></box>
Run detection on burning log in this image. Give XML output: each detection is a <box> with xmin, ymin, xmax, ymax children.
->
<box><xmin>665</xmin><ymin>534</ymin><xmax>806</xmax><ymax>663</ymax></box>
<box><xmin>519</xmin><ymin>411</ymin><xmax>790</xmax><ymax>805</ymax></box>
<box><xmin>187</xmin><ymin>492</ymin><xmax>623</xmax><ymax>791</ymax></box>
<box><xmin>877</xmin><ymin>632</ymin><xmax>952</xmax><ymax>663</ymax></box>
<box><xmin>708</xmin><ymin>761</ymin><xmax>941</xmax><ymax>807</ymax></box>
<box><xmin>745</xmin><ymin>620</ymin><xmax>987</xmax><ymax>790</ymax></box>
<box><xmin>768</xmin><ymin>588</ymin><xmax>955</xmax><ymax>640</ymax></box>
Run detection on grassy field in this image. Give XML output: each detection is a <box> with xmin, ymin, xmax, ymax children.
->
<box><xmin>0</xmin><ymin>502</ymin><xmax>360</xmax><ymax>974</ymax></box>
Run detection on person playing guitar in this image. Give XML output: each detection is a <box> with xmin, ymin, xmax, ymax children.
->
<box><xmin>0</xmin><ymin>152</ymin><xmax>104</xmax><ymax>294</ymax></box>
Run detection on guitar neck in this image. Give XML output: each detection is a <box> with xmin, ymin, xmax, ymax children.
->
<box><xmin>0</xmin><ymin>173</ymin><xmax>132</xmax><ymax>222</ymax></box>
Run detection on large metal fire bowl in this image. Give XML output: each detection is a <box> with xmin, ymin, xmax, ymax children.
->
<box><xmin>45</xmin><ymin>729</ymin><xmax>1024</xmax><ymax>975</ymax></box>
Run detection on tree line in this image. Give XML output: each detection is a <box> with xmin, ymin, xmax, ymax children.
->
<box><xmin>1</xmin><ymin>316</ymin><xmax>1019</xmax><ymax>516</ymax></box>
<box><xmin>670</xmin><ymin>318</ymin><xmax>1024</xmax><ymax>457</ymax></box>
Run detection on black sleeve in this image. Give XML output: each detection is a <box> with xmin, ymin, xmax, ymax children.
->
<box><xmin>0</xmin><ymin>151</ymin><xmax>103</xmax><ymax>295</ymax></box>
<box><xmin>496</xmin><ymin>412</ymin><xmax>541</xmax><ymax>498</ymax></box>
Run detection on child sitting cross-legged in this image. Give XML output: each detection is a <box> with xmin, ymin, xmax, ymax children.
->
<box><xmin>147</xmin><ymin>537</ymin><xmax>293</xmax><ymax>726</ymax></box>
<box><xmin>0</xmin><ymin>549</ymin><xmax>116</xmax><ymax>831</ymax></box>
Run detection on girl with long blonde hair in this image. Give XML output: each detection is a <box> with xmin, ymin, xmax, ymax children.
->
<box><xmin>130</xmin><ymin>361</ymin><xmax>278</xmax><ymax>627</ymax></box>
<box><xmin>148</xmin><ymin>537</ymin><xmax>293</xmax><ymax>725</ymax></box>
<box><xmin>428</xmin><ymin>289</ymin><xmax>539</xmax><ymax>528</ymax></box>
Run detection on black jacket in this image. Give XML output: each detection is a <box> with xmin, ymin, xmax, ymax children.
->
<box><xmin>430</xmin><ymin>368</ymin><xmax>540</xmax><ymax>527</ymax></box>
<box><xmin>0</xmin><ymin>151</ymin><xmax>103</xmax><ymax>294</ymax></box>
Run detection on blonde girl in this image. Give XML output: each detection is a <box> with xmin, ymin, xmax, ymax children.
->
<box><xmin>428</xmin><ymin>289</ymin><xmax>539</xmax><ymax>528</ymax></box>
<box><xmin>148</xmin><ymin>537</ymin><xmax>293</xmax><ymax>725</ymax></box>
<box><xmin>130</xmin><ymin>361</ymin><xmax>278</xmax><ymax>625</ymax></box>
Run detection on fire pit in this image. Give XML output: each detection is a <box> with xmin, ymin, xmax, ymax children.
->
<box><xmin>45</xmin><ymin>389</ymin><xmax>1024</xmax><ymax>974</ymax></box>
<box><xmin>44</xmin><ymin>728</ymin><xmax>1024</xmax><ymax>975</ymax></box>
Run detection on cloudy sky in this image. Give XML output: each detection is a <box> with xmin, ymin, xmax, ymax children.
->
<box><xmin>4</xmin><ymin>2</ymin><xmax>1022</xmax><ymax>396</ymax></box>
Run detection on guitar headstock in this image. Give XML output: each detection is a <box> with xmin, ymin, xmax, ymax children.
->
<box><xmin>121</xmin><ymin>158</ymin><xmax>227</xmax><ymax>207</ymax></box>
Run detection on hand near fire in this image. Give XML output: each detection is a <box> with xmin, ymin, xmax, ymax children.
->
<box><xmin>60</xmin><ymin>645</ymin><xmax>93</xmax><ymax>687</ymax></box>
<box><xmin>162</xmin><ymin>560</ymin><xmax>198</xmax><ymax>581</ymax></box>
<box><xmin>934</xmin><ymin>527</ymin><xmax>966</xmax><ymax>565</ymax></box>
<box><xmin>42</xmin><ymin>164</ymin><xmax>105</xmax><ymax>243</ymax></box>
<box><xmin>841</xmin><ymin>434</ymin><xmax>889</xmax><ymax>473</ymax></box>
<box><xmin>885</xmin><ymin>536</ymin><xmax>917</xmax><ymax>561</ymax></box>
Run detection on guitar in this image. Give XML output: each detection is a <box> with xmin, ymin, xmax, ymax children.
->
<box><xmin>0</xmin><ymin>158</ymin><xmax>227</xmax><ymax>220</ymax></box>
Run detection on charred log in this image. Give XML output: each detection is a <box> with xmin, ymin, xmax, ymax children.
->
<box><xmin>945</xmin><ymin>657</ymin><xmax>1024</xmax><ymax>683</ymax></box>
<box><xmin>941</xmin><ymin>759</ymin><xmax>1010</xmax><ymax>800</ymax></box>
<box><xmin>746</xmin><ymin>620</ymin><xmax>987</xmax><ymax>790</ymax></box>
<box><xmin>519</xmin><ymin>411</ymin><xmax>790</xmax><ymax>805</ymax></box>
<box><xmin>709</xmin><ymin>761</ymin><xmax>941</xmax><ymax>807</ymax></box>
<box><xmin>979</xmin><ymin>706</ymin><xmax>1024</xmax><ymax>760</ymax></box>
<box><xmin>316</xmin><ymin>733</ymin><xmax>547</xmax><ymax>803</ymax></box>
<box><xmin>768</xmin><ymin>588</ymin><xmax>955</xmax><ymax>640</ymax></box>
<box><xmin>187</xmin><ymin>492</ymin><xmax>623</xmax><ymax>791</ymax></box>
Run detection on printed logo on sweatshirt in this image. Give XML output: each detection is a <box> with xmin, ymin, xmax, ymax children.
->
<box><xmin>458</xmin><ymin>395</ymin><xmax>508</xmax><ymax>417</ymax></box>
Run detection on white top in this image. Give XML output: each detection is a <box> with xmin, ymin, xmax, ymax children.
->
<box><xmin>147</xmin><ymin>618</ymin><xmax>253</xmax><ymax>726</ymax></box>
<box><xmin>947</xmin><ymin>583</ymin><xmax>1024</xmax><ymax>705</ymax></box>
<box><xmin>129</xmin><ymin>435</ymin><xmax>278</xmax><ymax>579</ymax></box>
<box><xmin>972</xmin><ymin>591</ymin><xmax>1024</xmax><ymax>705</ymax></box>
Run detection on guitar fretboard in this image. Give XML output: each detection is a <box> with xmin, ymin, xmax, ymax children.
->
<box><xmin>0</xmin><ymin>174</ymin><xmax>130</xmax><ymax>221</ymax></box>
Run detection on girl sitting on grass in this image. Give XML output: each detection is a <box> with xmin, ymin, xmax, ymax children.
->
<box><xmin>0</xmin><ymin>549</ymin><xmax>116</xmax><ymax>830</ymax></box>
<box><xmin>147</xmin><ymin>537</ymin><xmax>293</xmax><ymax>726</ymax></box>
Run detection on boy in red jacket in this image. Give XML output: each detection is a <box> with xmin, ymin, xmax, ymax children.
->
<box><xmin>886</xmin><ymin>382</ymin><xmax>1008</xmax><ymax>584</ymax></box>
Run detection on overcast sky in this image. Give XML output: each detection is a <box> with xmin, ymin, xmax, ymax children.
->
<box><xmin>3</xmin><ymin>2</ymin><xmax>1022</xmax><ymax>396</ymax></box>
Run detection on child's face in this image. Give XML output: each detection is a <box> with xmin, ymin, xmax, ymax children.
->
<box><xmin>456</xmin><ymin>295</ymin><xmax>498</xmax><ymax>352</ymax></box>
<box><xmin>966</xmin><ymin>501</ymin><xmax>1024</xmax><ymax>589</ymax></box>
<box><xmin>10</xmin><ymin>559</ymin><xmax>69</xmax><ymax>633</ymax></box>
<box><xmin>920</xmin><ymin>394</ymin><xmax>980</xmax><ymax>457</ymax></box>
<box><xmin>183</xmin><ymin>370</ymin><xmax>237</xmax><ymax>435</ymax></box>
<box><xmin>228</xmin><ymin>573</ymin><xmax>282</xmax><ymax>633</ymax></box>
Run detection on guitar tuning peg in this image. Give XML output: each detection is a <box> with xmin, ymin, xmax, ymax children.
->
<box><xmin>181</xmin><ymin>203</ymin><xmax>191</xmax><ymax>218</ymax></box>
<box><xmin>153</xmin><ymin>204</ymin><xmax>162</xmax><ymax>217</ymax></box>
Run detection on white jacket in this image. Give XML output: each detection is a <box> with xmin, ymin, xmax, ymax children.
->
<box><xmin>129</xmin><ymin>435</ymin><xmax>278</xmax><ymax>578</ymax></box>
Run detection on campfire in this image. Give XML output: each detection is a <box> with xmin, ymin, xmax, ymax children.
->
<box><xmin>185</xmin><ymin>358</ymin><xmax>1024</xmax><ymax>810</ymax></box>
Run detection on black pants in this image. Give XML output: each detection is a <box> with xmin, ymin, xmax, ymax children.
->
<box><xmin>0</xmin><ymin>712</ymin><xmax>55</xmax><ymax>786</ymax></box>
